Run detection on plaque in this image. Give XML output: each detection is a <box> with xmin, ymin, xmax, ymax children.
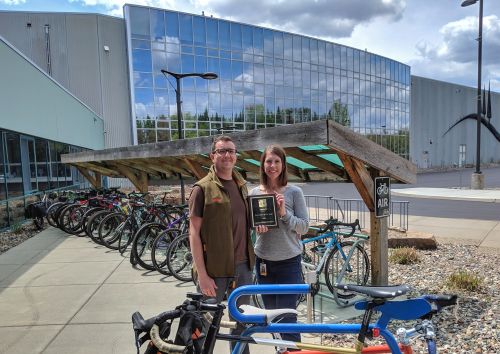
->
<box><xmin>248</xmin><ymin>194</ymin><xmax>279</xmax><ymax>229</ymax></box>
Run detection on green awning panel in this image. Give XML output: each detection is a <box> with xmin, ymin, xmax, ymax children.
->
<box><xmin>318</xmin><ymin>154</ymin><xmax>344</xmax><ymax>167</ymax></box>
<box><xmin>299</xmin><ymin>145</ymin><xmax>330</xmax><ymax>151</ymax></box>
<box><xmin>287</xmin><ymin>156</ymin><xmax>316</xmax><ymax>170</ymax></box>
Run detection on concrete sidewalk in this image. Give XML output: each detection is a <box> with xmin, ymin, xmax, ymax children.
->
<box><xmin>392</xmin><ymin>187</ymin><xmax>500</xmax><ymax>203</ymax></box>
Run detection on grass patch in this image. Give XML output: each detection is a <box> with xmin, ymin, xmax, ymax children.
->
<box><xmin>389</xmin><ymin>247</ymin><xmax>421</xmax><ymax>264</ymax></box>
<box><xmin>446</xmin><ymin>270</ymin><xmax>483</xmax><ymax>291</ymax></box>
<box><xmin>10</xmin><ymin>221</ymin><xmax>24</xmax><ymax>234</ymax></box>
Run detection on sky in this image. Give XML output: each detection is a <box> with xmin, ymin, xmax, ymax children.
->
<box><xmin>1</xmin><ymin>0</ymin><xmax>499</xmax><ymax>92</ymax></box>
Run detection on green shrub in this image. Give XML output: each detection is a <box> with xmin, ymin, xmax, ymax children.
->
<box><xmin>446</xmin><ymin>270</ymin><xmax>483</xmax><ymax>291</ymax></box>
<box><xmin>11</xmin><ymin>221</ymin><xmax>24</xmax><ymax>234</ymax></box>
<box><xmin>389</xmin><ymin>247</ymin><xmax>421</xmax><ymax>264</ymax></box>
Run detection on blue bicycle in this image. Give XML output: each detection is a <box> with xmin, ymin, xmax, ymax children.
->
<box><xmin>132</xmin><ymin>283</ymin><xmax>457</xmax><ymax>354</ymax></box>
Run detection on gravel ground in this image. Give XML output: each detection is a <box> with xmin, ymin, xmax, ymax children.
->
<box><xmin>0</xmin><ymin>221</ymin><xmax>46</xmax><ymax>254</ymax></box>
<box><xmin>324</xmin><ymin>243</ymin><xmax>500</xmax><ymax>353</ymax></box>
<box><xmin>0</xmin><ymin>225</ymin><xmax>498</xmax><ymax>353</ymax></box>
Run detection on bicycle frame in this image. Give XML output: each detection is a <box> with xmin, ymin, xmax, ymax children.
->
<box><xmin>227</xmin><ymin>284</ymin><xmax>432</xmax><ymax>354</ymax></box>
<box><xmin>302</xmin><ymin>230</ymin><xmax>368</xmax><ymax>306</ymax></box>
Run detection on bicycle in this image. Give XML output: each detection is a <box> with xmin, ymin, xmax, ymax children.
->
<box><xmin>132</xmin><ymin>283</ymin><xmax>457</xmax><ymax>354</ymax></box>
<box><xmin>301</xmin><ymin>217</ymin><xmax>370</xmax><ymax>306</ymax></box>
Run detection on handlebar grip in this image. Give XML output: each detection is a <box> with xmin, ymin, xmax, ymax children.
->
<box><xmin>150</xmin><ymin>324</ymin><xmax>186</xmax><ymax>353</ymax></box>
<box><xmin>155</xmin><ymin>309</ymin><xmax>182</xmax><ymax>325</ymax></box>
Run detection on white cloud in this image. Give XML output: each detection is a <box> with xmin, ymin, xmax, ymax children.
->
<box><xmin>0</xmin><ymin>0</ymin><xmax>26</xmax><ymax>5</ymax></box>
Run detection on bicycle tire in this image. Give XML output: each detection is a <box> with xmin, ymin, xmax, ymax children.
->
<box><xmin>98</xmin><ymin>212</ymin><xmax>126</xmax><ymax>250</ymax></box>
<box><xmin>46</xmin><ymin>202</ymin><xmax>66</xmax><ymax>228</ymax></box>
<box><xmin>86</xmin><ymin>210</ymin><xmax>111</xmax><ymax>244</ymax></box>
<box><xmin>151</xmin><ymin>229</ymin><xmax>180</xmax><ymax>276</ymax></box>
<box><xmin>166</xmin><ymin>233</ymin><xmax>193</xmax><ymax>282</ymax></box>
<box><xmin>58</xmin><ymin>204</ymin><xmax>77</xmax><ymax>233</ymax></box>
<box><xmin>131</xmin><ymin>222</ymin><xmax>167</xmax><ymax>270</ymax></box>
<box><xmin>324</xmin><ymin>241</ymin><xmax>370</xmax><ymax>299</ymax></box>
<box><xmin>118</xmin><ymin>218</ymin><xmax>136</xmax><ymax>254</ymax></box>
<box><xmin>80</xmin><ymin>207</ymin><xmax>105</xmax><ymax>234</ymax></box>
<box><xmin>33</xmin><ymin>217</ymin><xmax>44</xmax><ymax>230</ymax></box>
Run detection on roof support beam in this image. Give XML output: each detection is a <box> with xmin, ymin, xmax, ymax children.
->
<box><xmin>285</xmin><ymin>147</ymin><xmax>347</xmax><ymax>179</ymax></box>
<box><xmin>75</xmin><ymin>166</ymin><xmax>102</xmax><ymax>189</ymax></box>
<box><xmin>183</xmin><ymin>157</ymin><xmax>207</xmax><ymax>179</ymax></box>
<box><xmin>108</xmin><ymin>162</ymin><xmax>148</xmax><ymax>192</ymax></box>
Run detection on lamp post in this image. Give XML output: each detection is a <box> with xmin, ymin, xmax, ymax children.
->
<box><xmin>461</xmin><ymin>0</ymin><xmax>484</xmax><ymax>189</ymax></box>
<box><xmin>160</xmin><ymin>69</ymin><xmax>218</xmax><ymax>203</ymax></box>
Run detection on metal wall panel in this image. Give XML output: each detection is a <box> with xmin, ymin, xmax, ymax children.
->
<box><xmin>66</xmin><ymin>14</ymin><xmax>102</xmax><ymax>116</ymax></box>
<box><xmin>411</xmin><ymin>76</ymin><xmax>500</xmax><ymax>169</ymax></box>
<box><xmin>0</xmin><ymin>11</ymin><xmax>132</xmax><ymax>149</ymax></box>
<box><xmin>96</xmin><ymin>15</ymin><xmax>133</xmax><ymax>148</ymax></box>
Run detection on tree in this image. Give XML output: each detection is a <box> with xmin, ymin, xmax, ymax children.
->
<box><xmin>329</xmin><ymin>101</ymin><xmax>350</xmax><ymax>127</ymax></box>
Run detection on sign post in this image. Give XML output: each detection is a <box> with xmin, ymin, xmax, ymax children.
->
<box><xmin>375</xmin><ymin>177</ymin><xmax>390</xmax><ymax>218</ymax></box>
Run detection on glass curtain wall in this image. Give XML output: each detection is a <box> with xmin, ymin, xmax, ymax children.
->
<box><xmin>0</xmin><ymin>129</ymin><xmax>90</xmax><ymax>229</ymax></box>
<box><xmin>126</xmin><ymin>5</ymin><xmax>410</xmax><ymax>159</ymax></box>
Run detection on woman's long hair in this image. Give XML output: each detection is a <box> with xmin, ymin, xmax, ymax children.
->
<box><xmin>260</xmin><ymin>144</ymin><xmax>288</xmax><ymax>188</ymax></box>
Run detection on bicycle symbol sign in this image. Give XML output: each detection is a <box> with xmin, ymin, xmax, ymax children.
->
<box><xmin>374</xmin><ymin>177</ymin><xmax>390</xmax><ymax>218</ymax></box>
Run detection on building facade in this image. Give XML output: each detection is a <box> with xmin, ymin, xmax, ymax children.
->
<box><xmin>124</xmin><ymin>5</ymin><xmax>411</xmax><ymax>159</ymax></box>
<box><xmin>0</xmin><ymin>35</ymin><xmax>103</xmax><ymax>228</ymax></box>
<box><xmin>411</xmin><ymin>76</ymin><xmax>500</xmax><ymax>169</ymax></box>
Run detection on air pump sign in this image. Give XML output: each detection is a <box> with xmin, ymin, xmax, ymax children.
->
<box><xmin>374</xmin><ymin>177</ymin><xmax>390</xmax><ymax>218</ymax></box>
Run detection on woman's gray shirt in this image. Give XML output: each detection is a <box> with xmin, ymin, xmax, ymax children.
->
<box><xmin>250</xmin><ymin>185</ymin><xmax>309</xmax><ymax>261</ymax></box>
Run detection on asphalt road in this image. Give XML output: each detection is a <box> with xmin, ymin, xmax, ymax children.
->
<box><xmin>299</xmin><ymin>167</ymin><xmax>500</xmax><ymax>221</ymax></box>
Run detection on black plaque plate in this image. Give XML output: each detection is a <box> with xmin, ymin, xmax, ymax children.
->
<box><xmin>248</xmin><ymin>194</ymin><xmax>279</xmax><ymax>228</ymax></box>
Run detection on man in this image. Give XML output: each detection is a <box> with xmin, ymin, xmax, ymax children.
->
<box><xmin>189</xmin><ymin>135</ymin><xmax>255</xmax><ymax>353</ymax></box>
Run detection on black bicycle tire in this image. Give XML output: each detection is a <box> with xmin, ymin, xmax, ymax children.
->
<box><xmin>86</xmin><ymin>210</ymin><xmax>111</xmax><ymax>244</ymax></box>
<box><xmin>81</xmin><ymin>207</ymin><xmax>105</xmax><ymax>234</ymax></box>
<box><xmin>166</xmin><ymin>233</ymin><xmax>193</xmax><ymax>282</ymax></box>
<box><xmin>33</xmin><ymin>216</ymin><xmax>44</xmax><ymax>230</ymax></box>
<box><xmin>61</xmin><ymin>204</ymin><xmax>87</xmax><ymax>236</ymax></box>
<box><xmin>58</xmin><ymin>204</ymin><xmax>77</xmax><ymax>233</ymax></box>
<box><xmin>46</xmin><ymin>202</ymin><xmax>64</xmax><ymax>227</ymax></box>
<box><xmin>99</xmin><ymin>212</ymin><xmax>126</xmax><ymax>250</ymax></box>
<box><xmin>151</xmin><ymin>229</ymin><xmax>180</xmax><ymax>276</ymax></box>
<box><xmin>324</xmin><ymin>241</ymin><xmax>370</xmax><ymax>299</ymax></box>
<box><xmin>118</xmin><ymin>218</ymin><xmax>135</xmax><ymax>254</ymax></box>
<box><xmin>131</xmin><ymin>222</ymin><xmax>167</xmax><ymax>271</ymax></box>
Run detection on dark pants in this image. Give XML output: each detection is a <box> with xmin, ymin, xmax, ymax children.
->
<box><xmin>197</xmin><ymin>262</ymin><xmax>253</xmax><ymax>354</ymax></box>
<box><xmin>255</xmin><ymin>255</ymin><xmax>302</xmax><ymax>345</ymax></box>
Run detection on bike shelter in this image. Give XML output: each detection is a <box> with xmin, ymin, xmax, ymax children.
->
<box><xmin>62</xmin><ymin>119</ymin><xmax>416</xmax><ymax>286</ymax></box>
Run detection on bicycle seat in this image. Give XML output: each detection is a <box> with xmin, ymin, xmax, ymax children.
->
<box><xmin>239</xmin><ymin>304</ymin><xmax>298</xmax><ymax>324</ymax></box>
<box><xmin>334</xmin><ymin>284</ymin><xmax>411</xmax><ymax>299</ymax></box>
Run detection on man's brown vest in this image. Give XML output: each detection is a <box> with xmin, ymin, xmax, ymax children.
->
<box><xmin>194</xmin><ymin>166</ymin><xmax>255</xmax><ymax>277</ymax></box>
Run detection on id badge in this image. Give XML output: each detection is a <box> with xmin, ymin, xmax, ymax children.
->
<box><xmin>259</xmin><ymin>262</ymin><xmax>267</xmax><ymax>276</ymax></box>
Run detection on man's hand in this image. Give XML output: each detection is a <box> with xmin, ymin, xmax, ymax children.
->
<box><xmin>198</xmin><ymin>272</ymin><xmax>218</xmax><ymax>297</ymax></box>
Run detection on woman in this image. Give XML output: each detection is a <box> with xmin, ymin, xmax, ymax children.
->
<box><xmin>250</xmin><ymin>144</ymin><xmax>309</xmax><ymax>347</ymax></box>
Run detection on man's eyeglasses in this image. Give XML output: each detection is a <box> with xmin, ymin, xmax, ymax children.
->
<box><xmin>213</xmin><ymin>148</ymin><xmax>237</xmax><ymax>156</ymax></box>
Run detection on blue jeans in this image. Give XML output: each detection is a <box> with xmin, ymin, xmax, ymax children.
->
<box><xmin>255</xmin><ymin>254</ymin><xmax>302</xmax><ymax>344</ymax></box>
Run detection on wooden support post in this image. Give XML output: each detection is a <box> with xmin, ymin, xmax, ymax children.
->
<box><xmin>76</xmin><ymin>166</ymin><xmax>102</xmax><ymax>189</ymax></box>
<box><xmin>110</xmin><ymin>163</ymin><xmax>148</xmax><ymax>193</ymax></box>
<box><xmin>370</xmin><ymin>212</ymin><xmax>389</xmax><ymax>286</ymax></box>
<box><xmin>183</xmin><ymin>158</ymin><xmax>207</xmax><ymax>179</ymax></box>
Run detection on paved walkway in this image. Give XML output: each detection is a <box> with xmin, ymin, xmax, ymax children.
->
<box><xmin>392</xmin><ymin>187</ymin><xmax>500</xmax><ymax>203</ymax></box>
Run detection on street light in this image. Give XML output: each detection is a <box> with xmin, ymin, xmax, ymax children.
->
<box><xmin>160</xmin><ymin>69</ymin><xmax>218</xmax><ymax>203</ymax></box>
<box><xmin>461</xmin><ymin>0</ymin><xmax>484</xmax><ymax>189</ymax></box>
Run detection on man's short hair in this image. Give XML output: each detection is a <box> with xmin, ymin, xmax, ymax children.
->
<box><xmin>211</xmin><ymin>135</ymin><xmax>234</xmax><ymax>152</ymax></box>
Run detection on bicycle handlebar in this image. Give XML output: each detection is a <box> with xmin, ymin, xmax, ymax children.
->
<box><xmin>150</xmin><ymin>324</ymin><xmax>187</xmax><ymax>353</ymax></box>
<box><xmin>317</xmin><ymin>218</ymin><xmax>360</xmax><ymax>235</ymax></box>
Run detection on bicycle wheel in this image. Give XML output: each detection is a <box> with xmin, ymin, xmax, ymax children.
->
<box><xmin>118</xmin><ymin>218</ymin><xmax>136</xmax><ymax>254</ymax></box>
<box><xmin>86</xmin><ymin>210</ymin><xmax>111</xmax><ymax>244</ymax></box>
<box><xmin>166</xmin><ymin>233</ymin><xmax>193</xmax><ymax>282</ymax></box>
<box><xmin>151</xmin><ymin>229</ymin><xmax>180</xmax><ymax>276</ymax></box>
<box><xmin>324</xmin><ymin>241</ymin><xmax>370</xmax><ymax>299</ymax></box>
<box><xmin>98</xmin><ymin>212</ymin><xmax>126</xmax><ymax>250</ymax></box>
<box><xmin>131</xmin><ymin>223</ymin><xmax>166</xmax><ymax>270</ymax></box>
<box><xmin>33</xmin><ymin>216</ymin><xmax>44</xmax><ymax>230</ymax></box>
